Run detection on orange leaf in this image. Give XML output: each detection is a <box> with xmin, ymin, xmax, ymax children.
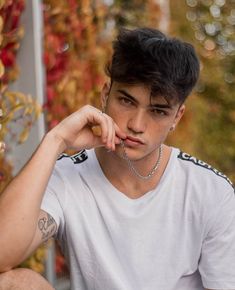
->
<box><xmin>0</xmin><ymin>60</ymin><xmax>4</xmax><ymax>78</ymax></box>
<box><xmin>18</xmin><ymin>128</ymin><xmax>29</xmax><ymax>144</ymax></box>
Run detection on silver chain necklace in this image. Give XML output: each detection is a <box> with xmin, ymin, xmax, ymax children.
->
<box><xmin>120</xmin><ymin>139</ymin><xmax>163</xmax><ymax>180</ymax></box>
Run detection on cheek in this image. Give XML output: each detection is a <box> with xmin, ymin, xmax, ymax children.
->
<box><xmin>112</xmin><ymin>114</ymin><xmax>126</xmax><ymax>129</ymax></box>
<box><xmin>147</xmin><ymin>121</ymin><xmax>172</xmax><ymax>140</ymax></box>
<box><xmin>106</xmin><ymin>109</ymin><xmax>118</xmax><ymax>120</ymax></box>
<box><xmin>150</xmin><ymin>118</ymin><xmax>172</xmax><ymax>130</ymax></box>
<box><xmin>106</xmin><ymin>105</ymin><xmax>126</xmax><ymax>124</ymax></box>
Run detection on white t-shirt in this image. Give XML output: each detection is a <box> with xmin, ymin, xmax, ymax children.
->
<box><xmin>41</xmin><ymin>147</ymin><xmax>235</xmax><ymax>290</ymax></box>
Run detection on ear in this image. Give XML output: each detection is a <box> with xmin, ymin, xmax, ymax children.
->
<box><xmin>100</xmin><ymin>82</ymin><xmax>111</xmax><ymax>110</ymax></box>
<box><xmin>172</xmin><ymin>104</ymin><xmax>186</xmax><ymax>129</ymax></box>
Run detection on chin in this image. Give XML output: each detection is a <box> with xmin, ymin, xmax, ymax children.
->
<box><xmin>113</xmin><ymin>145</ymin><xmax>125</xmax><ymax>158</ymax></box>
<box><xmin>115</xmin><ymin>145</ymin><xmax>146</xmax><ymax>161</ymax></box>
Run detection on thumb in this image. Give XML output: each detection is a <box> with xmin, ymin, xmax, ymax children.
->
<box><xmin>87</xmin><ymin>135</ymin><xmax>105</xmax><ymax>150</ymax></box>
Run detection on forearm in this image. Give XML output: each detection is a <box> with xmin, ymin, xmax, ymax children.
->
<box><xmin>0</xmin><ymin>132</ymin><xmax>65</xmax><ymax>270</ymax></box>
<box><xmin>0</xmin><ymin>104</ymin><xmax>125</xmax><ymax>271</ymax></box>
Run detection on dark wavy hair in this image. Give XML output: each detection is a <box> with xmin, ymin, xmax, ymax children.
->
<box><xmin>106</xmin><ymin>27</ymin><xmax>200</xmax><ymax>104</ymax></box>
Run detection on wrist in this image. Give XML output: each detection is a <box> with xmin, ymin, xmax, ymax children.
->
<box><xmin>44</xmin><ymin>131</ymin><xmax>67</xmax><ymax>156</ymax></box>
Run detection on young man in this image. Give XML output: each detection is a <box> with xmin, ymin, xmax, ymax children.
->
<box><xmin>0</xmin><ymin>28</ymin><xmax>234</xmax><ymax>290</ymax></box>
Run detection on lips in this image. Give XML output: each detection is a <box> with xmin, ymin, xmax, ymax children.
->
<box><xmin>125</xmin><ymin>135</ymin><xmax>145</xmax><ymax>145</ymax></box>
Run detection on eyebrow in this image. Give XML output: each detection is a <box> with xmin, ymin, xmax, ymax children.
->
<box><xmin>117</xmin><ymin>89</ymin><xmax>137</xmax><ymax>103</ymax></box>
<box><xmin>117</xmin><ymin>89</ymin><xmax>173</xmax><ymax>109</ymax></box>
<box><xmin>150</xmin><ymin>103</ymin><xmax>173</xmax><ymax>109</ymax></box>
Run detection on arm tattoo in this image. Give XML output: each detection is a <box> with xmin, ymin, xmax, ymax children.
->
<box><xmin>38</xmin><ymin>213</ymin><xmax>57</xmax><ymax>242</ymax></box>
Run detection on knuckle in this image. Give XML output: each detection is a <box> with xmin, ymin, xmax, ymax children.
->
<box><xmin>79</xmin><ymin>105</ymin><xmax>87</xmax><ymax>113</ymax></box>
<box><xmin>84</xmin><ymin>104</ymin><xmax>93</xmax><ymax>111</ymax></box>
<box><xmin>106</xmin><ymin>115</ymin><xmax>113</xmax><ymax>122</ymax></box>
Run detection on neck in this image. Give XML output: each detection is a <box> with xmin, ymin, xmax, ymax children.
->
<box><xmin>95</xmin><ymin>144</ymin><xmax>171</xmax><ymax>199</ymax></box>
<box><xmin>120</xmin><ymin>140</ymin><xmax>162</xmax><ymax>180</ymax></box>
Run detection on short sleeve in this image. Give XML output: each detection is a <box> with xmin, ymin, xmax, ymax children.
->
<box><xmin>199</xmin><ymin>188</ymin><xmax>235</xmax><ymax>289</ymax></box>
<box><xmin>40</xmin><ymin>166</ymin><xmax>66</xmax><ymax>240</ymax></box>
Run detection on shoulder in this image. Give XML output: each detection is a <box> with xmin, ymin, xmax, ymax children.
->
<box><xmin>172</xmin><ymin>149</ymin><xmax>234</xmax><ymax>231</ymax></box>
<box><xmin>57</xmin><ymin>149</ymin><xmax>88</xmax><ymax>165</ymax></box>
<box><xmin>54</xmin><ymin>149</ymin><xmax>92</xmax><ymax>176</ymax></box>
<box><xmin>172</xmin><ymin>148</ymin><xmax>234</xmax><ymax>196</ymax></box>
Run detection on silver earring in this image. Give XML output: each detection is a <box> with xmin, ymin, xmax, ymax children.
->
<box><xmin>170</xmin><ymin>125</ymin><xmax>176</xmax><ymax>131</ymax></box>
<box><xmin>103</xmin><ymin>96</ymin><xmax>108</xmax><ymax>112</ymax></box>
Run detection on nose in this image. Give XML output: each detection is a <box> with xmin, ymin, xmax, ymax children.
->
<box><xmin>127</xmin><ymin>109</ymin><xmax>146</xmax><ymax>134</ymax></box>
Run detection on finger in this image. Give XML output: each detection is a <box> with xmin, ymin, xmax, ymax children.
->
<box><xmin>92</xmin><ymin>135</ymin><xmax>106</xmax><ymax>149</ymax></box>
<box><xmin>100</xmin><ymin>113</ymin><xmax>112</xmax><ymax>149</ymax></box>
<box><xmin>112</xmin><ymin>124</ymin><xmax>116</xmax><ymax>150</ymax></box>
<box><xmin>114</xmin><ymin>136</ymin><xmax>121</xmax><ymax>145</ymax></box>
<box><xmin>91</xmin><ymin>110</ymin><xmax>109</xmax><ymax>145</ymax></box>
<box><xmin>100</xmin><ymin>113</ymin><xmax>115</xmax><ymax>150</ymax></box>
<box><xmin>114</xmin><ymin>123</ymin><xmax>126</xmax><ymax>140</ymax></box>
<box><xmin>111</xmin><ymin>119</ymin><xmax>118</xmax><ymax>151</ymax></box>
<box><xmin>106</xmin><ymin>116</ymin><xmax>116</xmax><ymax>150</ymax></box>
<box><xmin>109</xmin><ymin>119</ymin><xmax>116</xmax><ymax>151</ymax></box>
<box><xmin>91</xmin><ymin>110</ymin><xmax>125</xmax><ymax>149</ymax></box>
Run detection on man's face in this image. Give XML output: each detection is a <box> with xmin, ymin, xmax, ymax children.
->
<box><xmin>101</xmin><ymin>82</ymin><xmax>185</xmax><ymax>161</ymax></box>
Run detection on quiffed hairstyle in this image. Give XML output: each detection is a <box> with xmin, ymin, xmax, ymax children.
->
<box><xmin>106</xmin><ymin>27</ymin><xmax>200</xmax><ymax>104</ymax></box>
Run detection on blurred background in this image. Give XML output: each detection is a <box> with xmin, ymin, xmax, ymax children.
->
<box><xmin>0</xmin><ymin>0</ymin><xmax>235</xmax><ymax>289</ymax></box>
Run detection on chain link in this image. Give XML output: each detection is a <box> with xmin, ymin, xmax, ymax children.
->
<box><xmin>120</xmin><ymin>139</ymin><xmax>162</xmax><ymax>180</ymax></box>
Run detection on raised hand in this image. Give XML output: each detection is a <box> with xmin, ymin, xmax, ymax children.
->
<box><xmin>50</xmin><ymin>105</ymin><xmax>126</xmax><ymax>153</ymax></box>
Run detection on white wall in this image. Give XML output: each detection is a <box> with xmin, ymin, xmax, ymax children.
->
<box><xmin>8</xmin><ymin>0</ymin><xmax>58</xmax><ymax>285</ymax></box>
<box><xmin>9</xmin><ymin>0</ymin><xmax>46</xmax><ymax>175</ymax></box>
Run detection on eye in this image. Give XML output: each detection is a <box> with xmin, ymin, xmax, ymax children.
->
<box><xmin>150</xmin><ymin>108</ymin><xmax>167</xmax><ymax>116</ymax></box>
<box><xmin>119</xmin><ymin>97</ymin><xmax>133</xmax><ymax>106</ymax></box>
